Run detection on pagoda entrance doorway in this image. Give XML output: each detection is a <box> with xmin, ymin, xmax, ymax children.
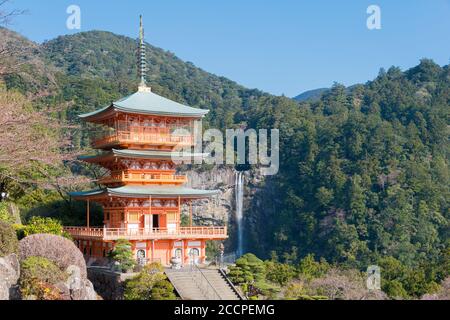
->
<box><xmin>144</xmin><ymin>214</ymin><xmax>152</xmax><ymax>232</ymax></box>
<box><xmin>153</xmin><ymin>214</ymin><xmax>159</xmax><ymax>229</ymax></box>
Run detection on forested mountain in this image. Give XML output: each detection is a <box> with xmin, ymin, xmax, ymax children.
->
<box><xmin>293</xmin><ymin>88</ymin><xmax>329</xmax><ymax>102</ymax></box>
<box><xmin>245</xmin><ymin>62</ymin><xmax>449</xmax><ymax>293</ymax></box>
<box><xmin>1</xmin><ymin>28</ymin><xmax>449</xmax><ymax>298</ymax></box>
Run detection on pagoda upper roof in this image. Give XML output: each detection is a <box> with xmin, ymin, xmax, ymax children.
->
<box><xmin>69</xmin><ymin>185</ymin><xmax>219</xmax><ymax>200</ymax></box>
<box><xmin>79</xmin><ymin>149</ymin><xmax>208</xmax><ymax>163</ymax></box>
<box><xmin>79</xmin><ymin>88</ymin><xmax>209</xmax><ymax>120</ymax></box>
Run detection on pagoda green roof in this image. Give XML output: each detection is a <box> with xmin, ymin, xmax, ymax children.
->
<box><xmin>79</xmin><ymin>89</ymin><xmax>209</xmax><ymax>119</ymax></box>
<box><xmin>78</xmin><ymin>149</ymin><xmax>209</xmax><ymax>162</ymax></box>
<box><xmin>69</xmin><ymin>185</ymin><xmax>219</xmax><ymax>199</ymax></box>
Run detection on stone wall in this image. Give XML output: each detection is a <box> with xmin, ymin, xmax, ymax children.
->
<box><xmin>87</xmin><ymin>267</ymin><xmax>137</xmax><ymax>300</ymax></box>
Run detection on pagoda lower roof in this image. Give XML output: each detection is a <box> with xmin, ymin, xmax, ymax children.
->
<box><xmin>78</xmin><ymin>89</ymin><xmax>209</xmax><ymax>120</ymax></box>
<box><xmin>69</xmin><ymin>185</ymin><xmax>219</xmax><ymax>200</ymax></box>
<box><xmin>79</xmin><ymin>149</ymin><xmax>208</xmax><ymax>163</ymax></box>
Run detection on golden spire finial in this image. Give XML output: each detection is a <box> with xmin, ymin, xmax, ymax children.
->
<box><xmin>138</xmin><ymin>15</ymin><xmax>150</xmax><ymax>91</ymax></box>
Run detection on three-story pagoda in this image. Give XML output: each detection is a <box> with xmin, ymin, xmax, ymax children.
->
<box><xmin>65</xmin><ymin>17</ymin><xmax>227</xmax><ymax>266</ymax></box>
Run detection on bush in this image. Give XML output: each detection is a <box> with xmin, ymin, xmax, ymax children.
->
<box><xmin>297</xmin><ymin>254</ymin><xmax>330</xmax><ymax>281</ymax></box>
<box><xmin>0</xmin><ymin>202</ymin><xmax>14</xmax><ymax>224</ymax></box>
<box><xmin>19</xmin><ymin>256</ymin><xmax>67</xmax><ymax>299</ymax></box>
<box><xmin>151</xmin><ymin>279</ymin><xmax>176</xmax><ymax>300</ymax></box>
<box><xmin>228</xmin><ymin>253</ymin><xmax>266</xmax><ymax>285</ymax></box>
<box><xmin>306</xmin><ymin>268</ymin><xmax>387</xmax><ymax>300</ymax></box>
<box><xmin>19</xmin><ymin>234</ymin><xmax>87</xmax><ymax>278</ymax></box>
<box><xmin>0</xmin><ymin>220</ymin><xmax>19</xmax><ymax>257</ymax></box>
<box><xmin>109</xmin><ymin>239</ymin><xmax>135</xmax><ymax>273</ymax></box>
<box><xmin>265</xmin><ymin>261</ymin><xmax>296</xmax><ymax>286</ymax></box>
<box><xmin>23</xmin><ymin>216</ymin><xmax>66</xmax><ymax>237</ymax></box>
<box><xmin>228</xmin><ymin>253</ymin><xmax>280</xmax><ymax>299</ymax></box>
<box><xmin>124</xmin><ymin>263</ymin><xmax>175</xmax><ymax>300</ymax></box>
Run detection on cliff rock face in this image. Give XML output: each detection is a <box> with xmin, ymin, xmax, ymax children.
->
<box><xmin>180</xmin><ymin>166</ymin><xmax>275</xmax><ymax>255</ymax></box>
<box><xmin>0</xmin><ymin>254</ymin><xmax>20</xmax><ymax>300</ymax></box>
<box><xmin>181</xmin><ymin>166</ymin><xmax>236</xmax><ymax>226</ymax></box>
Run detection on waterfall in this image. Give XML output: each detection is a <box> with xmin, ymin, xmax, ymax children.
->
<box><xmin>235</xmin><ymin>171</ymin><xmax>245</xmax><ymax>257</ymax></box>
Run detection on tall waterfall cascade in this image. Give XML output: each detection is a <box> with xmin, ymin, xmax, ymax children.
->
<box><xmin>235</xmin><ymin>171</ymin><xmax>245</xmax><ymax>257</ymax></box>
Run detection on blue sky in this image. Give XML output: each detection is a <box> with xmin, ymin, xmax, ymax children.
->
<box><xmin>4</xmin><ymin>0</ymin><xmax>450</xmax><ymax>96</ymax></box>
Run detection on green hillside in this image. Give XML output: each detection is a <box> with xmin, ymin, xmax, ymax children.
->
<box><xmin>1</xmin><ymin>28</ymin><xmax>449</xmax><ymax>298</ymax></box>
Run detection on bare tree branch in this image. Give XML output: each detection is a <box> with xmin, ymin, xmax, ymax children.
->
<box><xmin>0</xmin><ymin>0</ymin><xmax>26</xmax><ymax>26</ymax></box>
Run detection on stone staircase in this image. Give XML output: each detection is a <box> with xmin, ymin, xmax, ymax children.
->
<box><xmin>165</xmin><ymin>267</ymin><xmax>243</xmax><ymax>300</ymax></box>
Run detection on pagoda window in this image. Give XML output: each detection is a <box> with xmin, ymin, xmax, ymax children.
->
<box><xmin>166</xmin><ymin>212</ymin><xmax>177</xmax><ymax>222</ymax></box>
<box><xmin>128</xmin><ymin>212</ymin><xmax>139</xmax><ymax>222</ymax></box>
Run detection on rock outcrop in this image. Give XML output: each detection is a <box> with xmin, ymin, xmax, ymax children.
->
<box><xmin>53</xmin><ymin>265</ymin><xmax>98</xmax><ymax>300</ymax></box>
<box><xmin>87</xmin><ymin>267</ymin><xmax>137</xmax><ymax>300</ymax></box>
<box><xmin>182</xmin><ymin>166</ymin><xmax>236</xmax><ymax>226</ymax></box>
<box><xmin>17</xmin><ymin>234</ymin><xmax>98</xmax><ymax>300</ymax></box>
<box><xmin>19</xmin><ymin>234</ymin><xmax>87</xmax><ymax>279</ymax></box>
<box><xmin>180</xmin><ymin>166</ymin><xmax>274</xmax><ymax>255</ymax></box>
<box><xmin>0</xmin><ymin>254</ymin><xmax>20</xmax><ymax>300</ymax></box>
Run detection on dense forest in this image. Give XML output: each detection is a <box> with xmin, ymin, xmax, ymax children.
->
<box><xmin>0</xmin><ymin>27</ymin><xmax>448</xmax><ymax>299</ymax></box>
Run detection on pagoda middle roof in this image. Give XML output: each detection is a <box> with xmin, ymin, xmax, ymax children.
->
<box><xmin>69</xmin><ymin>185</ymin><xmax>219</xmax><ymax>199</ymax></box>
<box><xmin>79</xmin><ymin>149</ymin><xmax>208</xmax><ymax>163</ymax></box>
<box><xmin>79</xmin><ymin>89</ymin><xmax>209</xmax><ymax>120</ymax></box>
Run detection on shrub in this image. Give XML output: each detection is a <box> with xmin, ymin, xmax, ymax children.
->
<box><xmin>306</xmin><ymin>268</ymin><xmax>387</xmax><ymax>300</ymax></box>
<box><xmin>109</xmin><ymin>239</ymin><xmax>135</xmax><ymax>273</ymax></box>
<box><xmin>0</xmin><ymin>202</ymin><xmax>14</xmax><ymax>224</ymax></box>
<box><xmin>23</xmin><ymin>216</ymin><xmax>65</xmax><ymax>237</ymax></box>
<box><xmin>19</xmin><ymin>256</ymin><xmax>67</xmax><ymax>299</ymax></box>
<box><xmin>228</xmin><ymin>253</ymin><xmax>279</xmax><ymax>299</ymax></box>
<box><xmin>19</xmin><ymin>234</ymin><xmax>87</xmax><ymax>278</ymax></box>
<box><xmin>265</xmin><ymin>261</ymin><xmax>296</xmax><ymax>286</ymax></box>
<box><xmin>297</xmin><ymin>254</ymin><xmax>330</xmax><ymax>281</ymax></box>
<box><xmin>0</xmin><ymin>220</ymin><xmax>19</xmax><ymax>257</ymax></box>
<box><xmin>228</xmin><ymin>253</ymin><xmax>266</xmax><ymax>285</ymax></box>
<box><xmin>124</xmin><ymin>263</ymin><xmax>175</xmax><ymax>300</ymax></box>
<box><xmin>151</xmin><ymin>279</ymin><xmax>176</xmax><ymax>300</ymax></box>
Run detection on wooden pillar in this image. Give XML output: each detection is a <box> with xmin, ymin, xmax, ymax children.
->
<box><xmin>178</xmin><ymin>196</ymin><xmax>181</xmax><ymax>228</ymax></box>
<box><xmin>189</xmin><ymin>201</ymin><xmax>193</xmax><ymax>227</ymax></box>
<box><xmin>149</xmin><ymin>196</ymin><xmax>152</xmax><ymax>231</ymax></box>
<box><xmin>86</xmin><ymin>199</ymin><xmax>90</xmax><ymax>229</ymax></box>
<box><xmin>151</xmin><ymin>240</ymin><xmax>155</xmax><ymax>262</ymax></box>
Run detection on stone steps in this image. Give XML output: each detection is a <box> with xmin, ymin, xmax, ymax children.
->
<box><xmin>165</xmin><ymin>267</ymin><xmax>242</xmax><ymax>300</ymax></box>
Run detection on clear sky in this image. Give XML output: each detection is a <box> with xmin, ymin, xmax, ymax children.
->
<box><xmin>4</xmin><ymin>0</ymin><xmax>450</xmax><ymax>96</ymax></box>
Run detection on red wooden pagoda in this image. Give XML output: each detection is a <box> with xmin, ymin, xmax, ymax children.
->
<box><xmin>65</xmin><ymin>17</ymin><xmax>227</xmax><ymax>266</ymax></box>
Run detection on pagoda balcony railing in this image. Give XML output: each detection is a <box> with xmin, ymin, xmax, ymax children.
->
<box><xmin>99</xmin><ymin>172</ymin><xmax>188</xmax><ymax>185</ymax></box>
<box><xmin>91</xmin><ymin>126</ymin><xmax>194</xmax><ymax>148</ymax></box>
<box><xmin>64</xmin><ymin>226</ymin><xmax>228</xmax><ymax>241</ymax></box>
